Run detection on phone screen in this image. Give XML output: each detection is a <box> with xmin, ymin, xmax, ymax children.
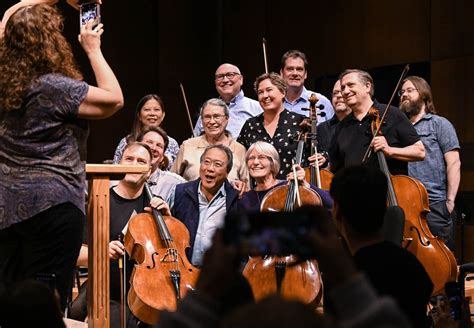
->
<box><xmin>80</xmin><ymin>2</ymin><xmax>101</xmax><ymax>29</ymax></box>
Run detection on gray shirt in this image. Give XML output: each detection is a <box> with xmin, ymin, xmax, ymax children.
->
<box><xmin>408</xmin><ymin>113</ymin><xmax>460</xmax><ymax>203</ymax></box>
<box><xmin>0</xmin><ymin>74</ymin><xmax>89</xmax><ymax>229</ymax></box>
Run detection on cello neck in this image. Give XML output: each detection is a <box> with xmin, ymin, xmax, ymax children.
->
<box><xmin>144</xmin><ymin>183</ymin><xmax>173</xmax><ymax>242</ymax></box>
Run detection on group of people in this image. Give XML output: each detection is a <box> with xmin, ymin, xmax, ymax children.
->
<box><xmin>0</xmin><ymin>1</ymin><xmax>464</xmax><ymax>328</ymax></box>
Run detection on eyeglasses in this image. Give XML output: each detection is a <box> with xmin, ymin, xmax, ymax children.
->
<box><xmin>215</xmin><ymin>72</ymin><xmax>241</xmax><ymax>81</ymax></box>
<box><xmin>201</xmin><ymin>158</ymin><xmax>225</xmax><ymax>169</ymax></box>
<box><xmin>398</xmin><ymin>87</ymin><xmax>418</xmax><ymax>97</ymax></box>
<box><xmin>247</xmin><ymin>155</ymin><xmax>270</xmax><ymax>162</ymax></box>
<box><xmin>202</xmin><ymin>114</ymin><xmax>227</xmax><ymax>122</ymax></box>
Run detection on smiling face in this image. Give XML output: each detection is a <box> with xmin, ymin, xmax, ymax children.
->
<box><xmin>214</xmin><ymin>64</ymin><xmax>243</xmax><ymax>102</ymax></box>
<box><xmin>141</xmin><ymin>131</ymin><xmax>165</xmax><ymax>168</ymax></box>
<box><xmin>199</xmin><ymin>147</ymin><xmax>229</xmax><ymax>196</ymax></box>
<box><xmin>139</xmin><ymin>98</ymin><xmax>165</xmax><ymax>128</ymax></box>
<box><xmin>120</xmin><ymin>144</ymin><xmax>152</xmax><ymax>186</ymax></box>
<box><xmin>247</xmin><ymin>148</ymin><xmax>273</xmax><ymax>180</ymax></box>
<box><xmin>340</xmin><ymin>72</ymin><xmax>372</xmax><ymax>111</ymax></box>
<box><xmin>257</xmin><ymin>78</ymin><xmax>285</xmax><ymax>112</ymax></box>
<box><xmin>280</xmin><ymin>56</ymin><xmax>307</xmax><ymax>91</ymax></box>
<box><xmin>332</xmin><ymin>80</ymin><xmax>348</xmax><ymax>113</ymax></box>
<box><xmin>202</xmin><ymin>104</ymin><xmax>228</xmax><ymax>139</ymax></box>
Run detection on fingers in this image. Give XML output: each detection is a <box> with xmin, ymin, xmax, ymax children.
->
<box><xmin>148</xmin><ymin>197</ymin><xmax>172</xmax><ymax>216</ymax></box>
<box><xmin>109</xmin><ymin>240</ymin><xmax>125</xmax><ymax>259</ymax></box>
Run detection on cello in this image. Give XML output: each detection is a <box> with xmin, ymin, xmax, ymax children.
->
<box><xmin>124</xmin><ymin>183</ymin><xmax>200</xmax><ymax>324</ymax></box>
<box><xmin>303</xmin><ymin>93</ymin><xmax>333</xmax><ymax>190</ymax></box>
<box><xmin>365</xmin><ymin>75</ymin><xmax>457</xmax><ymax>295</ymax></box>
<box><xmin>243</xmin><ymin>135</ymin><xmax>323</xmax><ymax>306</ymax></box>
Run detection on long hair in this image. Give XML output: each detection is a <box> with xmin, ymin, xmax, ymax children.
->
<box><xmin>0</xmin><ymin>4</ymin><xmax>82</xmax><ymax>113</ymax></box>
<box><xmin>129</xmin><ymin>94</ymin><xmax>166</xmax><ymax>141</ymax></box>
<box><xmin>402</xmin><ymin>76</ymin><xmax>436</xmax><ymax>114</ymax></box>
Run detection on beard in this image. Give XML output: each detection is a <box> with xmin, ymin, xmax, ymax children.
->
<box><xmin>400</xmin><ymin>98</ymin><xmax>423</xmax><ymax>117</ymax></box>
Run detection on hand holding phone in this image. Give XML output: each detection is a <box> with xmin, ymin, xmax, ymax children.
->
<box><xmin>80</xmin><ymin>1</ymin><xmax>100</xmax><ymax>30</ymax></box>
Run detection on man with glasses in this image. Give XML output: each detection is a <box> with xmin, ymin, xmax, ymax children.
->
<box><xmin>153</xmin><ymin>144</ymin><xmax>240</xmax><ymax>267</ymax></box>
<box><xmin>280</xmin><ymin>50</ymin><xmax>334</xmax><ymax>124</ymax></box>
<box><xmin>193</xmin><ymin>63</ymin><xmax>263</xmax><ymax>138</ymax></box>
<box><xmin>329</xmin><ymin>69</ymin><xmax>425</xmax><ymax>174</ymax></box>
<box><xmin>399</xmin><ymin>76</ymin><xmax>460</xmax><ymax>251</ymax></box>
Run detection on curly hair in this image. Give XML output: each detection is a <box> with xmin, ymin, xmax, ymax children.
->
<box><xmin>0</xmin><ymin>4</ymin><xmax>82</xmax><ymax>112</ymax></box>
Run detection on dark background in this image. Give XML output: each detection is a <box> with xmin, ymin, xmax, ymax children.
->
<box><xmin>2</xmin><ymin>0</ymin><xmax>474</xmax><ymax>258</ymax></box>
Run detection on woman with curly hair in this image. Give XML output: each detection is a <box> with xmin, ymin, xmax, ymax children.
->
<box><xmin>0</xmin><ymin>3</ymin><xmax>123</xmax><ymax>311</ymax></box>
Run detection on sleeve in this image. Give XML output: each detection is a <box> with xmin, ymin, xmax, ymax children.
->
<box><xmin>193</xmin><ymin>116</ymin><xmax>204</xmax><ymax>137</ymax></box>
<box><xmin>171</xmin><ymin>142</ymin><xmax>186</xmax><ymax>175</ymax></box>
<box><xmin>113</xmin><ymin>137</ymin><xmax>127</xmax><ymax>164</ymax></box>
<box><xmin>436</xmin><ymin>117</ymin><xmax>460</xmax><ymax>153</ymax></box>
<box><xmin>166</xmin><ymin>137</ymin><xmax>180</xmax><ymax>169</ymax></box>
<box><xmin>46</xmin><ymin>74</ymin><xmax>89</xmax><ymax>120</ymax></box>
<box><xmin>318</xmin><ymin>93</ymin><xmax>335</xmax><ymax>121</ymax></box>
<box><xmin>236</xmin><ymin>120</ymin><xmax>251</xmax><ymax>149</ymax></box>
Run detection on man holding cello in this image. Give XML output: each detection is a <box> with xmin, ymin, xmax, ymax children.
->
<box><xmin>329</xmin><ymin>69</ymin><xmax>425</xmax><ymax>174</ymax></box>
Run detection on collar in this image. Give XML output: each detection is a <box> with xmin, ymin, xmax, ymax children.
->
<box><xmin>285</xmin><ymin>87</ymin><xmax>309</xmax><ymax>104</ymax></box>
<box><xmin>198</xmin><ymin>180</ymin><xmax>227</xmax><ymax>204</ymax></box>
<box><xmin>223</xmin><ymin>90</ymin><xmax>244</xmax><ymax>106</ymax></box>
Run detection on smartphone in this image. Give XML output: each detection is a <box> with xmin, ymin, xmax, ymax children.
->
<box><xmin>80</xmin><ymin>2</ymin><xmax>101</xmax><ymax>29</ymax></box>
<box><xmin>445</xmin><ymin>281</ymin><xmax>463</xmax><ymax>320</ymax></box>
<box><xmin>224</xmin><ymin>208</ymin><xmax>324</xmax><ymax>257</ymax></box>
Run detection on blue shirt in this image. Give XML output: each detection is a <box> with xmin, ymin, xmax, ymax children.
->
<box><xmin>193</xmin><ymin>90</ymin><xmax>263</xmax><ymax>138</ymax></box>
<box><xmin>284</xmin><ymin>87</ymin><xmax>334</xmax><ymax>124</ymax></box>
<box><xmin>192</xmin><ymin>183</ymin><xmax>227</xmax><ymax>266</ymax></box>
<box><xmin>408</xmin><ymin>114</ymin><xmax>460</xmax><ymax>203</ymax></box>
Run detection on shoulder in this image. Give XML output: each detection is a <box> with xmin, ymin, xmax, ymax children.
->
<box><xmin>176</xmin><ymin>179</ymin><xmax>198</xmax><ymax>193</ymax></box>
<box><xmin>229</xmin><ymin>139</ymin><xmax>246</xmax><ymax>152</ymax></box>
<box><xmin>160</xmin><ymin>170</ymin><xmax>186</xmax><ymax>183</ymax></box>
<box><xmin>168</xmin><ymin>136</ymin><xmax>179</xmax><ymax>146</ymax></box>
<box><xmin>36</xmin><ymin>73</ymin><xmax>88</xmax><ymax>96</ymax></box>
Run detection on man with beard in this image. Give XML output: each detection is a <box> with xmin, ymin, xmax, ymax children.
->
<box><xmin>193</xmin><ymin>63</ymin><xmax>263</xmax><ymax>138</ymax></box>
<box><xmin>280</xmin><ymin>50</ymin><xmax>334</xmax><ymax>124</ymax></box>
<box><xmin>317</xmin><ymin>80</ymin><xmax>352</xmax><ymax>152</ymax></box>
<box><xmin>152</xmin><ymin>144</ymin><xmax>240</xmax><ymax>267</ymax></box>
<box><xmin>330</xmin><ymin>69</ymin><xmax>425</xmax><ymax>175</ymax></box>
<box><xmin>399</xmin><ymin>76</ymin><xmax>460</xmax><ymax>251</ymax></box>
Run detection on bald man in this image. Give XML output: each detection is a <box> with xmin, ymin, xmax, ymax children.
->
<box><xmin>193</xmin><ymin>63</ymin><xmax>263</xmax><ymax>138</ymax></box>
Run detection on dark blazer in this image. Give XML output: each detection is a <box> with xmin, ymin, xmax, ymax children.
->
<box><xmin>172</xmin><ymin>178</ymin><xmax>240</xmax><ymax>258</ymax></box>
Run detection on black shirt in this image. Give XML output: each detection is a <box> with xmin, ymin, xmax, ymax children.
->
<box><xmin>237</xmin><ymin>109</ymin><xmax>309</xmax><ymax>179</ymax></box>
<box><xmin>317</xmin><ymin>115</ymin><xmax>340</xmax><ymax>154</ymax></box>
<box><xmin>329</xmin><ymin>102</ymin><xmax>420</xmax><ymax>175</ymax></box>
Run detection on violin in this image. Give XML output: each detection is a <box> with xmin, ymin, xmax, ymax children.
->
<box><xmin>303</xmin><ymin>93</ymin><xmax>333</xmax><ymax>191</ymax></box>
<box><xmin>243</xmin><ymin>134</ymin><xmax>323</xmax><ymax>306</ymax></box>
<box><xmin>124</xmin><ymin>183</ymin><xmax>200</xmax><ymax>324</ymax></box>
<box><xmin>367</xmin><ymin>102</ymin><xmax>457</xmax><ymax>296</ymax></box>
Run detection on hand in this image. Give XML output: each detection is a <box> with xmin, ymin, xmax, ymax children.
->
<box><xmin>286</xmin><ymin>164</ymin><xmax>308</xmax><ymax>186</ymax></box>
<box><xmin>308</xmin><ymin>153</ymin><xmax>327</xmax><ymax>167</ymax></box>
<box><xmin>446</xmin><ymin>199</ymin><xmax>455</xmax><ymax>214</ymax></box>
<box><xmin>146</xmin><ymin>196</ymin><xmax>171</xmax><ymax>216</ymax></box>
<box><xmin>231</xmin><ymin>179</ymin><xmax>248</xmax><ymax>198</ymax></box>
<box><xmin>78</xmin><ymin>20</ymin><xmax>103</xmax><ymax>56</ymax></box>
<box><xmin>371</xmin><ymin>136</ymin><xmax>393</xmax><ymax>156</ymax></box>
<box><xmin>66</xmin><ymin>0</ymin><xmax>102</xmax><ymax>10</ymax></box>
<box><xmin>109</xmin><ymin>240</ymin><xmax>124</xmax><ymax>259</ymax></box>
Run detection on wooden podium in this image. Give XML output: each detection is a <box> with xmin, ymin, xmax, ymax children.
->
<box><xmin>86</xmin><ymin>164</ymin><xmax>149</xmax><ymax>328</ymax></box>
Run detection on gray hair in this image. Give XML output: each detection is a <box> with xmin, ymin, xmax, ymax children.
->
<box><xmin>339</xmin><ymin>69</ymin><xmax>375</xmax><ymax>97</ymax></box>
<box><xmin>245</xmin><ymin>141</ymin><xmax>280</xmax><ymax>178</ymax></box>
<box><xmin>199</xmin><ymin>98</ymin><xmax>229</xmax><ymax>117</ymax></box>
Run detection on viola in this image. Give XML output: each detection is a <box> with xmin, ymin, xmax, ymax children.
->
<box><xmin>243</xmin><ymin>136</ymin><xmax>323</xmax><ymax>306</ymax></box>
<box><xmin>368</xmin><ymin>106</ymin><xmax>457</xmax><ymax>296</ymax></box>
<box><xmin>124</xmin><ymin>183</ymin><xmax>200</xmax><ymax>324</ymax></box>
<box><xmin>302</xmin><ymin>93</ymin><xmax>333</xmax><ymax>191</ymax></box>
